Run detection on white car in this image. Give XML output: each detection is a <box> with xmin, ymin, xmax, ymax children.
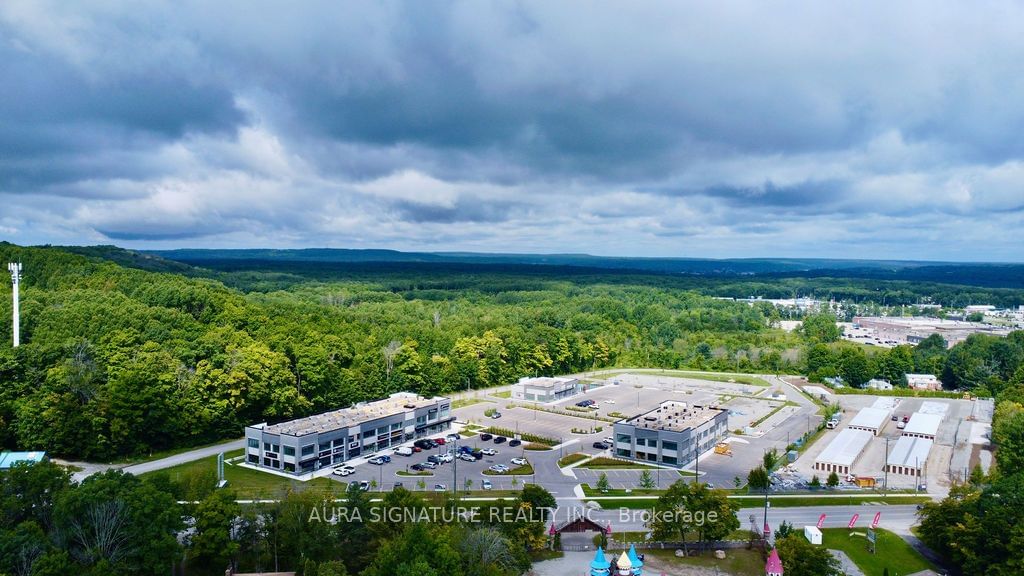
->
<box><xmin>603</xmin><ymin>437</ymin><xmax>615</xmax><ymax>445</ymax></box>
<box><xmin>489</xmin><ymin>464</ymin><xmax>510</xmax><ymax>473</ymax></box>
<box><xmin>481</xmin><ymin>448</ymin><xmax>498</xmax><ymax>456</ymax></box>
<box><xmin>510</xmin><ymin>457</ymin><xmax>528</xmax><ymax>466</ymax></box>
<box><xmin>458</xmin><ymin>453</ymin><xmax>476</xmax><ymax>462</ymax></box>
<box><xmin>439</xmin><ymin>453</ymin><xmax>454</xmax><ymax>463</ymax></box>
<box><xmin>482</xmin><ymin>480</ymin><xmax>493</xmax><ymax>490</ymax></box>
<box><xmin>333</xmin><ymin>465</ymin><xmax>356</xmax><ymax>476</ymax></box>
<box><xmin>604</xmin><ymin>399</ymin><xmax>616</xmax><ymax>404</ymax></box>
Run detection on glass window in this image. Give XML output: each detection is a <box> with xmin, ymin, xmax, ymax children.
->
<box><xmin>283</xmin><ymin>446</ymin><xmax>295</xmax><ymax>456</ymax></box>
<box><xmin>248</xmin><ymin>439</ymin><xmax>259</xmax><ymax>449</ymax></box>
<box><xmin>301</xmin><ymin>445</ymin><xmax>314</xmax><ymax>456</ymax></box>
<box><xmin>391</xmin><ymin>423</ymin><xmax>401</xmax><ymax>431</ymax></box>
<box><xmin>616</xmin><ymin>449</ymin><xmax>631</xmax><ymax>458</ymax></box>
<box><xmin>264</xmin><ymin>442</ymin><xmax>271</xmax><ymax>451</ymax></box>
<box><xmin>636</xmin><ymin>438</ymin><xmax>646</xmax><ymax>447</ymax></box>
<box><xmin>662</xmin><ymin>441</ymin><xmax>677</xmax><ymax>451</ymax></box>
<box><xmin>662</xmin><ymin>456</ymin><xmax>677</xmax><ymax>465</ymax></box>
<box><xmin>616</xmin><ymin>434</ymin><xmax>631</xmax><ymax>444</ymax></box>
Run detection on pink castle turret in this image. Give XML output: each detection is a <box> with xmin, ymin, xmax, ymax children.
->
<box><xmin>766</xmin><ymin>548</ymin><xmax>784</xmax><ymax>576</ymax></box>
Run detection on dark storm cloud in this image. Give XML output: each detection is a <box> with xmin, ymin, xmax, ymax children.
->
<box><xmin>0</xmin><ymin>1</ymin><xmax>1023</xmax><ymax>260</ymax></box>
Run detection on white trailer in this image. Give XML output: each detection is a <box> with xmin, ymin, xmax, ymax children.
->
<box><xmin>804</xmin><ymin>525</ymin><xmax>822</xmax><ymax>545</ymax></box>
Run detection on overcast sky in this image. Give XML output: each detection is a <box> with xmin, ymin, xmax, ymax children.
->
<box><xmin>2</xmin><ymin>1</ymin><xmax>1023</xmax><ymax>261</ymax></box>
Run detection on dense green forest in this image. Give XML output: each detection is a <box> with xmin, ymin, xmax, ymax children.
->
<box><xmin>1</xmin><ymin>242</ymin><xmax>1023</xmax><ymax>461</ymax></box>
<box><xmin>0</xmin><ymin>461</ymin><xmax>551</xmax><ymax>576</ymax></box>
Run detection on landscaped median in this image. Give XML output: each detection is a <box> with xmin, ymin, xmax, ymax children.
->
<box><xmin>483</xmin><ymin>463</ymin><xmax>534</xmax><ymax>476</ymax></box>
<box><xmin>576</xmin><ymin>456</ymin><xmax>659</xmax><ymax>470</ymax></box>
<box><xmin>582</xmin><ymin>491</ymin><xmax>933</xmax><ymax>509</ymax></box>
<box><xmin>557</xmin><ymin>452</ymin><xmax>589</xmax><ymax>467</ymax></box>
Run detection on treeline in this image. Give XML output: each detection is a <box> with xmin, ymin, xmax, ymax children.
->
<box><xmin>0</xmin><ymin>460</ymin><xmax>550</xmax><ymax>576</ymax></box>
<box><xmin>0</xmin><ymin>244</ymin><xmax>800</xmax><ymax>460</ymax></box>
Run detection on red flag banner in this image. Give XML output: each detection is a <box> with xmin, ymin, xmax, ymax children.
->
<box><xmin>871</xmin><ymin>512</ymin><xmax>881</xmax><ymax>529</ymax></box>
<box><xmin>817</xmin><ymin>514</ymin><xmax>827</xmax><ymax>529</ymax></box>
<box><xmin>848</xmin><ymin>513</ymin><xmax>860</xmax><ymax>528</ymax></box>
<box><xmin>764</xmin><ymin>522</ymin><xmax>771</xmax><ymax>535</ymax></box>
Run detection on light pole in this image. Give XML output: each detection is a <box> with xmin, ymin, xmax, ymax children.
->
<box><xmin>883</xmin><ymin>436</ymin><xmax>889</xmax><ymax>497</ymax></box>
<box><xmin>452</xmin><ymin>436</ymin><xmax>458</xmax><ymax>496</ymax></box>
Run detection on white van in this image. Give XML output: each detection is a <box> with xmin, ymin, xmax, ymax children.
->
<box><xmin>395</xmin><ymin>446</ymin><xmax>414</xmax><ymax>456</ymax></box>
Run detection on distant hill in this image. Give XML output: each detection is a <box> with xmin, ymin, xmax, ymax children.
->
<box><xmin>143</xmin><ymin>247</ymin><xmax>1024</xmax><ymax>288</ymax></box>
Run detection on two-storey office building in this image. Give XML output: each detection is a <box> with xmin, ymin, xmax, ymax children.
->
<box><xmin>244</xmin><ymin>392</ymin><xmax>452</xmax><ymax>475</ymax></box>
<box><xmin>612</xmin><ymin>401</ymin><xmax>728</xmax><ymax>468</ymax></box>
<box><xmin>511</xmin><ymin>376</ymin><xmax>582</xmax><ymax>403</ymax></box>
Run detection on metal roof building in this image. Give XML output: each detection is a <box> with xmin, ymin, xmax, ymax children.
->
<box><xmin>0</xmin><ymin>451</ymin><xmax>47</xmax><ymax>469</ymax></box>
<box><xmin>886</xmin><ymin>435</ymin><xmax>933</xmax><ymax>477</ymax></box>
<box><xmin>814</xmin><ymin>428</ymin><xmax>873</xmax><ymax>475</ymax></box>
<box><xmin>903</xmin><ymin>413</ymin><xmax>942</xmax><ymax>440</ymax></box>
<box><xmin>847</xmin><ymin>407</ymin><xmax>891</xmax><ymax>435</ymax></box>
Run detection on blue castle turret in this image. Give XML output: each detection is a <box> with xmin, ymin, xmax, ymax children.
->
<box><xmin>589</xmin><ymin>546</ymin><xmax>611</xmax><ymax>576</ymax></box>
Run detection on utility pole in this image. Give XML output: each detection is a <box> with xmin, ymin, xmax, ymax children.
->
<box><xmin>452</xmin><ymin>436</ymin><xmax>458</xmax><ymax>495</ymax></box>
<box><xmin>884</xmin><ymin>436</ymin><xmax>889</xmax><ymax>497</ymax></box>
<box><xmin>8</xmin><ymin>263</ymin><xmax>21</xmax><ymax>348</ymax></box>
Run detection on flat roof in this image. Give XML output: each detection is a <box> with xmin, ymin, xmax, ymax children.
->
<box><xmin>515</xmin><ymin>376</ymin><xmax>577</xmax><ymax>389</ymax></box>
<box><xmin>904</xmin><ymin>413</ymin><xmax>942</xmax><ymax>436</ymax></box>
<box><xmin>622</xmin><ymin>401</ymin><xmax>724</xmax><ymax>433</ymax></box>
<box><xmin>849</xmin><ymin>407</ymin><xmax>890</xmax><ymax>430</ymax></box>
<box><xmin>918</xmin><ymin>401</ymin><xmax>949</xmax><ymax>418</ymax></box>
<box><xmin>816</xmin><ymin>428</ymin><xmax>873</xmax><ymax>467</ymax></box>
<box><xmin>261</xmin><ymin>392</ymin><xmax>447</xmax><ymax>437</ymax></box>
<box><xmin>871</xmin><ymin>397</ymin><xmax>901</xmax><ymax>412</ymax></box>
<box><xmin>888</xmin><ymin>435</ymin><xmax>933</xmax><ymax>468</ymax></box>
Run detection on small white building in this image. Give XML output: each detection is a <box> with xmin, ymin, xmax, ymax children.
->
<box><xmin>866</xmin><ymin>378</ymin><xmax>893</xmax><ymax>391</ymax></box>
<box><xmin>886</xmin><ymin>435</ymin><xmax>933</xmax><ymax>477</ymax></box>
<box><xmin>848</xmin><ymin>407</ymin><xmax>891</xmax><ymax>436</ymax></box>
<box><xmin>906</xmin><ymin>374</ymin><xmax>942</xmax><ymax>391</ymax></box>
<box><xmin>511</xmin><ymin>376</ymin><xmax>581</xmax><ymax>403</ymax></box>
<box><xmin>804</xmin><ymin>525</ymin><xmax>823</xmax><ymax>545</ymax></box>
<box><xmin>903</xmin><ymin>413</ymin><xmax>942</xmax><ymax>440</ymax></box>
<box><xmin>815</xmin><ymin>428</ymin><xmax>873</xmax><ymax>475</ymax></box>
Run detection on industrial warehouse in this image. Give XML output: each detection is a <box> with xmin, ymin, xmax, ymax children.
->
<box><xmin>613</xmin><ymin>401</ymin><xmax>729</xmax><ymax>468</ymax></box>
<box><xmin>244</xmin><ymin>392</ymin><xmax>452</xmax><ymax>475</ymax></box>
<box><xmin>511</xmin><ymin>376</ymin><xmax>582</xmax><ymax>402</ymax></box>
<box><xmin>886</xmin><ymin>435</ymin><xmax>933</xmax><ymax>477</ymax></box>
<box><xmin>813</xmin><ymin>428</ymin><xmax>873</xmax><ymax>475</ymax></box>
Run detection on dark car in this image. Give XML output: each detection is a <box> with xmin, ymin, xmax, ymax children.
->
<box><xmin>380</xmin><ymin>455</ymin><xmax>391</xmax><ymax>463</ymax></box>
<box><xmin>411</xmin><ymin>463</ymin><xmax>425</xmax><ymax>471</ymax></box>
<box><xmin>593</xmin><ymin>441</ymin><xmax>611</xmax><ymax>450</ymax></box>
<box><xmin>576</xmin><ymin>400</ymin><xmax>591</xmax><ymax>407</ymax></box>
<box><xmin>393</xmin><ymin>482</ymin><xmax>404</xmax><ymax>490</ymax></box>
<box><xmin>508</xmin><ymin>439</ymin><xmax>522</xmax><ymax>447</ymax></box>
<box><xmin>458</xmin><ymin>445</ymin><xmax>473</xmax><ymax>454</ymax></box>
<box><xmin>472</xmin><ymin>449</ymin><xmax>484</xmax><ymax>460</ymax></box>
<box><xmin>480</xmin><ymin>433</ymin><xmax>493</xmax><ymax>441</ymax></box>
<box><xmin>348</xmin><ymin>481</ymin><xmax>360</xmax><ymax>491</ymax></box>
<box><xmin>494</xmin><ymin>436</ymin><xmax>506</xmax><ymax>444</ymax></box>
<box><xmin>427</xmin><ymin>455</ymin><xmax>441</xmax><ymax>464</ymax></box>
<box><xmin>414</xmin><ymin>439</ymin><xmax>432</xmax><ymax>450</ymax></box>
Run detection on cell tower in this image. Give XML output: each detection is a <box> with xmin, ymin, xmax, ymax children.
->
<box><xmin>8</xmin><ymin>263</ymin><xmax>21</xmax><ymax>347</ymax></box>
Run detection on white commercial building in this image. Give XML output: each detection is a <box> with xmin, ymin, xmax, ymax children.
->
<box><xmin>815</xmin><ymin>428</ymin><xmax>873</xmax><ymax>475</ymax></box>
<box><xmin>804</xmin><ymin>526</ymin><xmax>823</xmax><ymax>545</ymax></box>
<box><xmin>847</xmin><ymin>407</ymin><xmax>891</xmax><ymax>435</ymax></box>
<box><xmin>906</xmin><ymin>374</ymin><xmax>942</xmax><ymax>391</ymax></box>
<box><xmin>903</xmin><ymin>413</ymin><xmax>942</xmax><ymax>440</ymax></box>
<box><xmin>510</xmin><ymin>376</ymin><xmax>581</xmax><ymax>402</ymax></box>
<box><xmin>866</xmin><ymin>378</ymin><xmax>893</xmax><ymax>391</ymax></box>
<box><xmin>886</xmin><ymin>435</ymin><xmax>933</xmax><ymax>477</ymax></box>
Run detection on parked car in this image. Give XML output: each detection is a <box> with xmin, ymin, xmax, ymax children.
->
<box><xmin>438</xmin><ymin>453</ymin><xmax>454</xmax><ymax>463</ymax></box>
<box><xmin>458</xmin><ymin>453</ymin><xmax>476</xmax><ymax>463</ymax></box>
<box><xmin>410</xmin><ymin>463</ymin><xmax>425</xmax><ymax>471</ymax></box>
<box><xmin>446</xmin><ymin>433</ymin><xmax>461</xmax><ymax>442</ymax></box>
<box><xmin>604</xmin><ymin>399</ymin><xmax>616</xmax><ymax>404</ymax></box>
<box><xmin>489</xmin><ymin>464</ymin><xmax>510</xmax><ymax>473</ymax></box>
<box><xmin>413</xmin><ymin>446</ymin><xmax>423</xmax><ymax>452</ymax></box>
<box><xmin>421</xmin><ymin>461</ymin><xmax>438</xmax><ymax>470</ymax></box>
<box><xmin>481</xmin><ymin>448</ymin><xmax>498</xmax><ymax>456</ymax></box>
<box><xmin>494</xmin><ymin>436</ymin><xmax>507</xmax><ymax>444</ymax></box>
<box><xmin>427</xmin><ymin>455</ymin><xmax>441</xmax><ymax>464</ymax></box>
<box><xmin>508</xmin><ymin>439</ymin><xmax>522</xmax><ymax>447</ymax></box>
<box><xmin>480</xmin><ymin>433</ymin><xmax>493</xmax><ymax>441</ymax></box>
<box><xmin>349</xmin><ymin>481</ymin><xmax>361</xmax><ymax>491</ymax></box>
<box><xmin>393</xmin><ymin>482</ymin><xmax>403</xmax><ymax>490</ymax></box>
<box><xmin>481</xmin><ymin>480</ymin><xmax>493</xmax><ymax>490</ymax></box>
<box><xmin>395</xmin><ymin>446</ymin><xmax>414</xmax><ymax>456</ymax></box>
<box><xmin>891</xmin><ymin>414</ymin><xmax>899</xmax><ymax>421</ymax></box>
<box><xmin>359</xmin><ymin>481</ymin><xmax>370</xmax><ymax>491</ymax></box>
<box><xmin>576</xmin><ymin>400</ymin><xmax>595</xmax><ymax>407</ymax></box>
<box><xmin>511</xmin><ymin>457</ymin><xmax>528</xmax><ymax>466</ymax></box>
<box><xmin>434</xmin><ymin>438</ymin><xmax>447</xmax><ymax>445</ymax></box>
<box><xmin>434</xmin><ymin>484</ymin><xmax>447</xmax><ymax>492</ymax></box>
<box><xmin>333</xmin><ymin>465</ymin><xmax>356</xmax><ymax>476</ymax></box>
<box><xmin>490</xmin><ymin>412</ymin><xmax>502</xmax><ymax>419</ymax></box>
<box><xmin>603</xmin><ymin>437</ymin><xmax>615</xmax><ymax>445</ymax></box>
<box><xmin>592</xmin><ymin>441</ymin><xmax>611</xmax><ymax>450</ymax></box>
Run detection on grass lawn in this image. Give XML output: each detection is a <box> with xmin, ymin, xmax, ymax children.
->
<box><xmin>452</xmin><ymin>398</ymin><xmax>493</xmax><ymax>409</ymax></box>
<box><xmin>557</xmin><ymin>452</ymin><xmax>589</xmax><ymax>467</ymax></box>
<box><xmin>483</xmin><ymin>463</ymin><xmax>534</xmax><ymax>476</ymax></box>
<box><xmin>821</xmin><ymin>527</ymin><xmax>936</xmax><ymax>575</ymax></box>
<box><xmin>580</xmin><ymin>484</ymin><xmax>664</xmax><ymax>497</ymax></box>
<box><xmin>643</xmin><ymin>548</ymin><xmax>765</xmax><ymax>575</ymax></box>
<box><xmin>396</xmin><ymin>470</ymin><xmax>433</xmax><ymax>476</ymax></box>
<box><xmin>491</xmin><ymin>390</ymin><xmax>512</xmax><ymax>398</ymax></box>
<box><xmin>523</xmin><ymin>443</ymin><xmax>552</xmax><ymax>451</ymax></box>
<box><xmin>143</xmin><ymin>452</ymin><xmax>342</xmax><ymax>499</ymax></box>
<box><xmin>601</xmin><ymin>369</ymin><xmax>770</xmax><ymax>387</ymax></box>
<box><xmin>114</xmin><ymin>437</ymin><xmax>244</xmax><ymax>465</ymax></box>
<box><xmin>579</xmin><ymin>456</ymin><xmax>659</xmax><ymax>470</ymax></box>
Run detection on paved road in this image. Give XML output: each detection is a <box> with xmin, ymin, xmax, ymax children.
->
<box><xmin>565</xmin><ymin>504</ymin><xmax>922</xmax><ymax>533</ymax></box>
<box><xmin>65</xmin><ymin>438</ymin><xmax>246</xmax><ymax>482</ymax></box>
